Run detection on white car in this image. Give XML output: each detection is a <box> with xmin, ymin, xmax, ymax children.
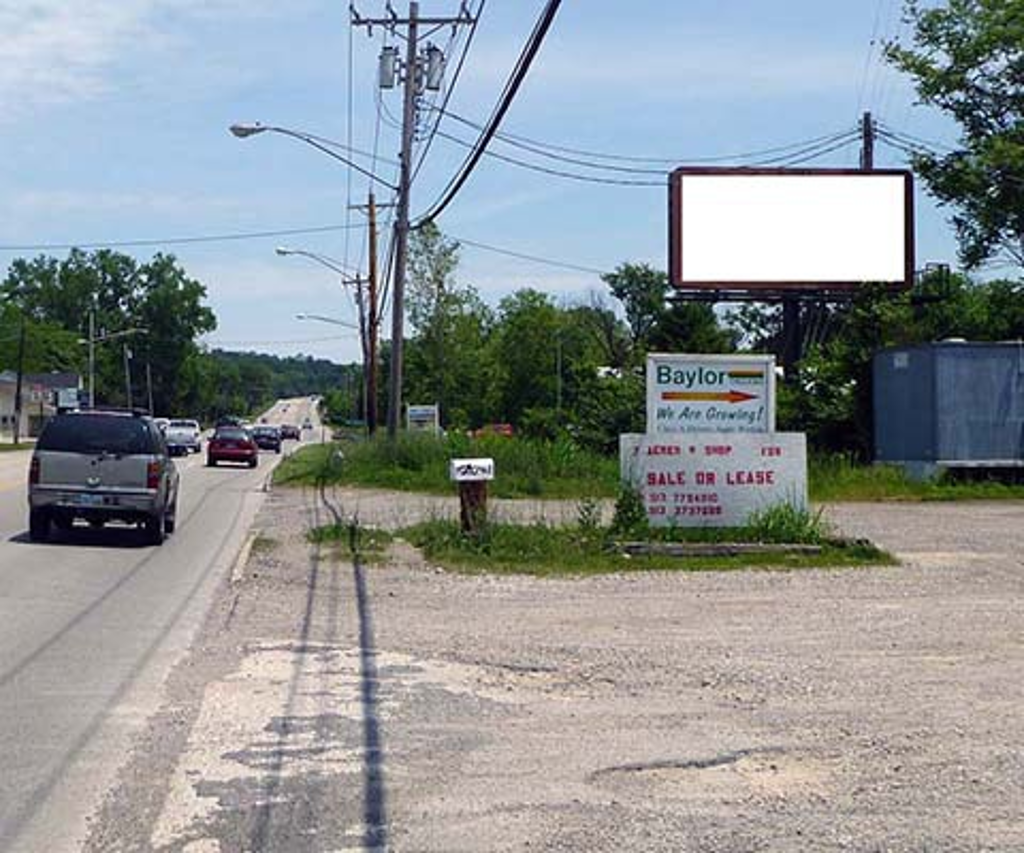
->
<box><xmin>164</xmin><ymin>419</ymin><xmax>202</xmax><ymax>456</ymax></box>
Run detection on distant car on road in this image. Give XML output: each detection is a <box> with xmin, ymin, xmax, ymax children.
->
<box><xmin>251</xmin><ymin>424</ymin><xmax>283</xmax><ymax>453</ymax></box>
<box><xmin>302</xmin><ymin>418</ymin><xmax>313</xmax><ymax>430</ymax></box>
<box><xmin>206</xmin><ymin>427</ymin><xmax>258</xmax><ymax>468</ymax></box>
<box><xmin>280</xmin><ymin>424</ymin><xmax>300</xmax><ymax>440</ymax></box>
<box><xmin>28</xmin><ymin>409</ymin><xmax>179</xmax><ymax>544</ymax></box>
<box><xmin>215</xmin><ymin>415</ymin><xmax>243</xmax><ymax>428</ymax></box>
<box><xmin>164</xmin><ymin>418</ymin><xmax>202</xmax><ymax>456</ymax></box>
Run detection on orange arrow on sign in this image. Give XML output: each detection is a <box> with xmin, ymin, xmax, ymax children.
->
<box><xmin>662</xmin><ymin>390</ymin><xmax>758</xmax><ymax>404</ymax></box>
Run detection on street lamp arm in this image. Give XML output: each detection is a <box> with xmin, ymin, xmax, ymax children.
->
<box><xmin>230</xmin><ymin>123</ymin><xmax>399</xmax><ymax>191</ymax></box>
<box><xmin>91</xmin><ymin>326</ymin><xmax>148</xmax><ymax>345</ymax></box>
<box><xmin>275</xmin><ymin>247</ymin><xmax>359</xmax><ymax>278</ymax></box>
<box><xmin>295</xmin><ymin>313</ymin><xmax>359</xmax><ymax>330</ymax></box>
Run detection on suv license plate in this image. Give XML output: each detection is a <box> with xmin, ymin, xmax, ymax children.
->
<box><xmin>75</xmin><ymin>493</ymin><xmax>105</xmax><ymax>507</ymax></box>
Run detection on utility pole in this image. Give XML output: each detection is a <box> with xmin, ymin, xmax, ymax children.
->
<box><xmin>389</xmin><ymin>1</ymin><xmax>418</xmax><ymax>441</ymax></box>
<box><xmin>350</xmin><ymin>191</ymin><xmax>394</xmax><ymax>436</ymax></box>
<box><xmin>88</xmin><ymin>308</ymin><xmax>96</xmax><ymax>408</ymax></box>
<box><xmin>146</xmin><ymin>361</ymin><xmax>155</xmax><ymax>415</ymax></box>
<box><xmin>860</xmin><ymin>111</ymin><xmax>875</xmax><ymax>171</ymax></box>
<box><xmin>352</xmin><ymin>1</ymin><xmax>476</xmax><ymax>440</ymax></box>
<box><xmin>13</xmin><ymin>315</ymin><xmax>25</xmax><ymax>445</ymax></box>
<box><xmin>123</xmin><ymin>344</ymin><xmax>133</xmax><ymax>409</ymax></box>
<box><xmin>366</xmin><ymin>192</ymin><xmax>380</xmax><ymax>435</ymax></box>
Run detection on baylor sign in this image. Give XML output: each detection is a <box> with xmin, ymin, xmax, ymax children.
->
<box><xmin>646</xmin><ymin>353</ymin><xmax>776</xmax><ymax>435</ymax></box>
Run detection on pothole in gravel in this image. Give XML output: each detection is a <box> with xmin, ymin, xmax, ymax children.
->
<box><xmin>589</xmin><ymin>748</ymin><xmax>833</xmax><ymax>800</ymax></box>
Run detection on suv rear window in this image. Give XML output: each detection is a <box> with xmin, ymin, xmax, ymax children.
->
<box><xmin>37</xmin><ymin>414</ymin><xmax>156</xmax><ymax>455</ymax></box>
<box><xmin>214</xmin><ymin>428</ymin><xmax>249</xmax><ymax>441</ymax></box>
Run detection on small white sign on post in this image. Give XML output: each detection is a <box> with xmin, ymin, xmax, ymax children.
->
<box><xmin>407</xmin><ymin>403</ymin><xmax>441</xmax><ymax>435</ymax></box>
<box><xmin>450</xmin><ymin>457</ymin><xmax>495</xmax><ymax>482</ymax></box>
<box><xmin>647</xmin><ymin>353</ymin><xmax>776</xmax><ymax>435</ymax></box>
<box><xmin>623</xmin><ymin>433</ymin><xmax>807</xmax><ymax>527</ymax></box>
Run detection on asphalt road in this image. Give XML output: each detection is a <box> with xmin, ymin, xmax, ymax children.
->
<box><xmin>0</xmin><ymin>397</ymin><xmax>319</xmax><ymax>853</ymax></box>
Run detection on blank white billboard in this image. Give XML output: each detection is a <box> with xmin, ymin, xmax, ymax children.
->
<box><xmin>669</xmin><ymin>169</ymin><xmax>914</xmax><ymax>290</ymax></box>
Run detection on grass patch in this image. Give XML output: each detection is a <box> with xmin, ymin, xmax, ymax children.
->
<box><xmin>396</xmin><ymin>518</ymin><xmax>892</xmax><ymax>577</ymax></box>
<box><xmin>308</xmin><ymin>521</ymin><xmax>393</xmax><ymax>563</ymax></box>
<box><xmin>809</xmin><ymin>453</ymin><xmax>1024</xmax><ymax>501</ymax></box>
<box><xmin>275</xmin><ymin>433</ymin><xmax>619</xmax><ymax>499</ymax></box>
<box><xmin>0</xmin><ymin>442</ymin><xmax>32</xmax><ymax>452</ymax></box>
<box><xmin>273</xmin><ymin>441</ymin><xmax>1024</xmax><ymax>504</ymax></box>
<box><xmin>250</xmin><ymin>534</ymin><xmax>278</xmax><ymax>554</ymax></box>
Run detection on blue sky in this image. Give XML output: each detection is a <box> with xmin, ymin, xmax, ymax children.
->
<box><xmin>0</xmin><ymin>0</ymin><xmax>966</xmax><ymax>364</ymax></box>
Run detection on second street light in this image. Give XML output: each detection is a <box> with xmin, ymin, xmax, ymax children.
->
<box><xmin>294</xmin><ymin>313</ymin><xmax>365</xmax><ymax>426</ymax></box>
<box><xmin>277</xmin><ymin>247</ymin><xmax>381</xmax><ymax>436</ymax></box>
<box><xmin>77</xmin><ymin>317</ymin><xmax>147</xmax><ymax>408</ymax></box>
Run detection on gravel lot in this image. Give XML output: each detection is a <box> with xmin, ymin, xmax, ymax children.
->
<box><xmin>86</xmin><ymin>487</ymin><xmax>1024</xmax><ymax>852</ymax></box>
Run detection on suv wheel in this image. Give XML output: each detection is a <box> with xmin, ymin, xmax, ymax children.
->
<box><xmin>165</xmin><ymin>499</ymin><xmax>178</xmax><ymax>535</ymax></box>
<box><xmin>29</xmin><ymin>509</ymin><xmax>50</xmax><ymax>542</ymax></box>
<box><xmin>145</xmin><ymin>509</ymin><xmax>166</xmax><ymax>545</ymax></box>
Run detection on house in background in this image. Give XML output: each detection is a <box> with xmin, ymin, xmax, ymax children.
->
<box><xmin>0</xmin><ymin>371</ymin><xmax>83</xmax><ymax>440</ymax></box>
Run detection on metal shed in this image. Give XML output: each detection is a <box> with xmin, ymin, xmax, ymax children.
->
<box><xmin>873</xmin><ymin>341</ymin><xmax>1024</xmax><ymax>478</ymax></box>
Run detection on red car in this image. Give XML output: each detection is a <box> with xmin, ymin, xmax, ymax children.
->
<box><xmin>207</xmin><ymin>427</ymin><xmax>258</xmax><ymax>468</ymax></box>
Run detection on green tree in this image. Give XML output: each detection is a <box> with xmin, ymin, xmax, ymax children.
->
<box><xmin>601</xmin><ymin>262</ymin><xmax>668</xmax><ymax>356</ymax></box>
<box><xmin>886</xmin><ymin>0</ymin><xmax>1024</xmax><ymax>269</ymax></box>
<box><xmin>491</xmin><ymin>289</ymin><xmax>562</xmax><ymax>425</ymax></box>
<box><xmin>602</xmin><ymin>261</ymin><xmax>736</xmax><ymax>361</ymax></box>
<box><xmin>405</xmin><ymin>223</ymin><xmax>494</xmax><ymax>428</ymax></box>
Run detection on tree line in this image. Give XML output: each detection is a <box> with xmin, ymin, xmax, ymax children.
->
<box><xmin>3</xmin><ymin>0</ymin><xmax>1023</xmax><ymax>456</ymax></box>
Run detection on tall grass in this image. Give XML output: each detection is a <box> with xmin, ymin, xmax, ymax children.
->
<box><xmin>274</xmin><ymin>433</ymin><xmax>620</xmax><ymax>498</ymax></box>
<box><xmin>808</xmin><ymin>453</ymin><xmax>1024</xmax><ymax>501</ymax></box>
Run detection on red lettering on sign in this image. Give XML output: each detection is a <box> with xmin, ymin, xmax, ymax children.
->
<box><xmin>704</xmin><ymin>445</ymin><xmax>732</xmax><ymax>456</ymax></box>
<box><xmin>725</xmin><ymin>470</ymin><xmax>776</xmax><ymax>486</ymax></box>
<box><xmin>647</xmin><ymin>445</ymin><xmax>681</xmax><ymax>456</ymax></box>
<box><xmin>648</xmin><ymin>471</ymin><xmax>687</xmax><ymax>486</ymax></box>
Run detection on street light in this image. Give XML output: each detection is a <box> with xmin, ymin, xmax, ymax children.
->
<box><xmin>279</xmin><ymin>247</ymin><xmax>381</xmax><ymax>436</ymax></box>
<box><xmin>294</xmin><ymin>312</ymin><xmax>359</xmax><ymax>331</ymax></box>
<box><xmin>77</xmin><ymin>318</ymin><xmax>147</xmax><ymax>408</ymax></box>
<box><xmin>229</xmin><ymin>123</ymin><xmax>398</xmax><ymax>190</ymax></box>
<box><xmin>295</xmin><ymin>313</ymin><xmax>365</xmax><ymax>425</ymax></box>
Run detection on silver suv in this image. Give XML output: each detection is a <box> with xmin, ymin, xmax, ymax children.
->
<box><xmin>28</xmin><ymin>410</ymin><xmax>180</xmax><ymax>545</ymax></box>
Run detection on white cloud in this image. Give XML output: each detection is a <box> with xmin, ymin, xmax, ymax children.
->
<box><xmin>0</xmin><ymin>0</ymin><xmax>286</xmax><ymax>121</ymax></box>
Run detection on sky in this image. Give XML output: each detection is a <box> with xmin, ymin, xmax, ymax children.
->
<box><xmin>0</xmin><ymin>0</ymin><xmax>969</xmax><ymax>365</ymax></box>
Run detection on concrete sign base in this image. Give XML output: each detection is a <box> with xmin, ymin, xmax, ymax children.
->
<box><xmin>622</xmin><ymin>432</ymin><xmax>807</xmax><ymax>528</ymax></box>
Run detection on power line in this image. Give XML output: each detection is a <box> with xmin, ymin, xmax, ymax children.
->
<box><xmin>450</xmin><ymin>234</ymin><xmax>609</xmax><ymax>275</ymax></box>
<box><xmin>0</xmin><ymin>222</ymin><xmax>368</xmax><ymax>254</ymax></box>
<box><xmin>414</xmin><ymin>0</ymin><xmax>564</xmax><ymax>227</ymax></box>
<box><xmin>435</xmin><ymin>105</ymin><xmax>862</xmax><ymax>170</ymax></box>
<box><xmin>430</xmin><ymin>125</ymin><xmax>665</xmax><ymax>185</ymax></box>
<box><xmin>411</xmin><ymin>0</ymin><xmax>486</xmax><ymax>185</ymax></box>
<box><xmin>203</xmin><ymin>333</ymin><xmax>360</xmax><ymax>347</ymax></box>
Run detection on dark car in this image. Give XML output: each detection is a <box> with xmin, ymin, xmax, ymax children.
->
<box><xmin>207</xmin><ymin>427</ymin><xmax>258</xmax><ymax>468</ymax></box>
<box><xmin>251</xmin><ymin>425</ymin><xmax>283</xmax><ymax>453</ymax></box>
<box><xmin>28</xmin><ymin>409</ymin><xmax>179</xmax><ymax>544</ymax></box>
<box><xmin>280</xmin><ymin>424</ymin><xmax>300</xmax><ymax>440</ymax></box>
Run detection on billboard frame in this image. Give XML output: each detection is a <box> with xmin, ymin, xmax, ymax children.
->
<box><xmin>668</xmin><ymin>167</ymin><xmax>915</xmax><ymax>294</ymax></box>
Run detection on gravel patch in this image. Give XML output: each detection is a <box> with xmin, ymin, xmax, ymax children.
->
<box><xmin>86</xmin><ymin>487</ymin><xmax>1024</xmax><ymax>852</ymax></box>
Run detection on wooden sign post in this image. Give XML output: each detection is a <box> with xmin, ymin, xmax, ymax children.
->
<box><xmin>450</xmin><ymin>458</ymin><xmax>495</xmax><ymax>535</ymax></box>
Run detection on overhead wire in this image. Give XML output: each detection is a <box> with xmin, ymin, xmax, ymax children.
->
<box><xmin>0</xmin><ymin>223</ymin><xmax>368</xmax><ymax>254</ymax></box>
<box><xmin>449</xmin><ymin>234</ymin><xmax>608</xmax><ymax>275</ymax></box>
<box><xmin>433</xmin><ymin>105</ymin><xmax>862</xmax><ymax>170</ymax></box>
<box><xmin>427</xmin><ymin>122</ymin><xmax>861</xmax><ymax>184</ymax></box>
<box><xmin>410</xmin><ymin>0</ymin><xmax>486</xmax><ymax>185</ymax></box>
<box><xmin>413</xmin><ymin>0</ymin><xmax>565</xmax><ymax>227</ymax></box>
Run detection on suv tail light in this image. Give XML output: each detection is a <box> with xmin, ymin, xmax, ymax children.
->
<box><xmin>146</xmin><ymin>461</ymin><xmax>161</xmax><ymax>490</ymax></box>
<box><xmin>29</xmin><ymin>456</ymin><xmax>40</xmax><ymax>485</ymax></box>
